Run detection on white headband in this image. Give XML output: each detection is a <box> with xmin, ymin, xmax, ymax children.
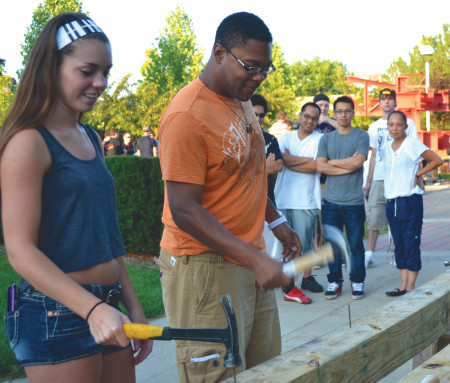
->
<box><xmin>56</xmin><ymin>18</ymin><xmax>103</xmax><ymax>50</ymax></box>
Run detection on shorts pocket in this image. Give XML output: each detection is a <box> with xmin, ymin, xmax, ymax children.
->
<box><xmin>4</xmin><ymin>311</ymin><xmax>19</xmax><ymax>348</ymax></box>
<box><xmin>46</xmin><ymin>304</ymin><xmax>90</xmax><ymax>338</ymax></box>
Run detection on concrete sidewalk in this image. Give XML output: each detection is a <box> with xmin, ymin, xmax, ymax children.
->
<box><xmin>137</xmin><ymin>182</ymin><xmax>450</xmax><ymax>383</ymax></box>
<box><xmin>8</xmin><ymin>183</ymin><xmax>450</xmax><ymax>383</ymax></box>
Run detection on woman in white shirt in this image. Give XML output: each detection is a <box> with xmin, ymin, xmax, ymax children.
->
<box><xmin>383</xmin><ymin>111</ymin><xmax>443</xmax><ymax>297</ymax></box>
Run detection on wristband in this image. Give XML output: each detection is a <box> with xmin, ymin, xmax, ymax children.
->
<box><xmin>268</xmin><ymin>213</ymin><xmax>287</xmax><ymax>230</ymax></box>
<box><xmin>86</xmin><ymin>301</ymin><xmax>104</xmax><ymax>321</ymax></box>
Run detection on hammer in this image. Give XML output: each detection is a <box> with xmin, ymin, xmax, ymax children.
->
<box><xmin>123</xmin><ymin>294</ymin><xmax>242</xmax><ymax>377</ymax></box>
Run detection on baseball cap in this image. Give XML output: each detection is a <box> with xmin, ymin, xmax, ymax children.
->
<box><xmin>142</xmin><ymin>126</ymin><xmax>150</xmax><ymax>132</ymax></box>
<box><xmin>379</xmin><ymin>88</ymin><xmax>396</xmax><ymax>99</ymax></box>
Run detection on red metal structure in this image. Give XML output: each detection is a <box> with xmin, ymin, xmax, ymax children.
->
<box><xmin>347</xmin><ymin>75</ymin><xmax>450</xmax><ymax>168</ymax></box>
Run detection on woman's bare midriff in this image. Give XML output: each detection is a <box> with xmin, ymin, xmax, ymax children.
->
<box><xmin>67</xmin><ymin>258</ymin><xmax>121</xmax><ymax>285</ymax></box>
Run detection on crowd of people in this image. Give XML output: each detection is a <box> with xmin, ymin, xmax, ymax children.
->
<box><xmin>1</xmin><ymin>10</ymin><xmax>443</xmax><ymax>383</ymax></box>
<box><xmin>102</xmin><ymin>126</ymin><xmax>159</xmax><ymax>157</ymax></box>
<box><xmin>257</xmin><ymin>89</ymin><xmax>443</xmax><ymax>303</ymax></box>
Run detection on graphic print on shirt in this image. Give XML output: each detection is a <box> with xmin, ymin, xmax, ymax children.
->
<box><xmin>376</xmin><ymin>126</ymin><xmax>392</xmax><ymax>163</ymax></box>
<box><xmin>221</xmin><ymin>113</ymin><xmax>264</xmax><ymax>189</ymax></box>
<box><xmin>222</xmin><ymin>121</ymin><xmax>247</xmax><ymax>163</ymax></box>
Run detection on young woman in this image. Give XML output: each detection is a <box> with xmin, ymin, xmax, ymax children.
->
<box><xmin>1</xmin><ymin>13</ymin><xmax>152</xmax><ymax>382</ymax></box>
<box><xmin>383</xmin><ymin>111</ymin><xmax>443</xmax><ymax>296</ymax></box>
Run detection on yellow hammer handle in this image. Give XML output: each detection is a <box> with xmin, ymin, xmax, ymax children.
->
<box><xmin>122</xmin><ymin>323</ymin><xmax>164</xmax><ymax>339</ymax></box>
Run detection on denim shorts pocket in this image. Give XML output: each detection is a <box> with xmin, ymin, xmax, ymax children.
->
<box><xmin>4</xmin><ymin>311</ymin><xmax>19</xmax><ymax>348</ymax></box>
<box><xmin>46</xmin><ymin>303</ymin><xmax>90</xmax><ymax>338</ymax></box>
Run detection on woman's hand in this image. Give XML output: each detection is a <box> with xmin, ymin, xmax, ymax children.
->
<box><xmin>415</xmin><ymin>175</ymin><xmax>425</xmax><ymax>190</ymax></box>
<box><xmin>127</xmin><ymin>309</ymin><xmax>154</xmax><ymax>365</ymax></box>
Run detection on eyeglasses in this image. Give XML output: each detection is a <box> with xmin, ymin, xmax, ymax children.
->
<box><xmin>255</xmin><ymin>112</ymin><xmax>266</xmax><ymax>118</ymax></box>
<box><xmin>335</xmin><ymin>109</ymin><xmax>353</xmax><ymax>115</ymax></box>
<box><xmin>302</xmin><ymin>113</ymin><xmax>320</xmax><ymax>122</ymax></box>
<box><xmin>223</xmin><ymin>45</ymin><xmax>276</xmax><ymax>77</ymax></box>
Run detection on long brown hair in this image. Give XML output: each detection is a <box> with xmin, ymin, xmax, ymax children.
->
<box><xmin>0</xmin><ymin>13</ymin><xmax>109</xmax><ymax>154</ymax></box>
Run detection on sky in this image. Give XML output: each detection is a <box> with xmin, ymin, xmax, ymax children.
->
<box><xmin>1</xmin><ymin>0</ymin><xmax>450</xmax><ymax>85</ymax></box>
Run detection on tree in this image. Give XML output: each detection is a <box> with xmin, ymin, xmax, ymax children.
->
<box><xmin>0</xmin><ymin>75</ymin><xmax>16</xmax><ymax>125</ymax></box>
<box><xmin>136</xmin><ymin>6</ymin><xmax>204</xmax><ymax>129</ymax></box>
<box><xmin>19</xmin><ymin>0</ymin><xmax>84</xmax><ymax>77</ymax></box>
<box><xmin>382</xmin><ymin>24</ymin><xmax>450</xmax><ymax>130</ymax></box>
<box><xmin>83</xmin><ymin>74</ymin><xmax>141</xmax><ymax>138</ymax></box>
<box><xmin>290</xmin><ymin>57</ymin><xmax>352</xmax><ymax>98</ymax></box>
<box><xmin>257</xmin><ymin>43</ymin><xmax>297</xmax><ymax>123</ymax></box>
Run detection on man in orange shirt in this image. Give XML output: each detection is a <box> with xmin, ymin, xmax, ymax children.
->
<box><xmin>158</xmin><ymin>12</ymin><xmax>301</xmax><ymax>383</ymax></box>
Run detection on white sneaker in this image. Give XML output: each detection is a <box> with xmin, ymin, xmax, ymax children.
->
<box><xmin>365</xmin><ymin>251</ymin><xmax>375</xmax><ymax>268</ymax></box>
<box><xmin>351</xmin><ymin>282</ymin><xmax>365</xmax><ymax>300</ymax></box>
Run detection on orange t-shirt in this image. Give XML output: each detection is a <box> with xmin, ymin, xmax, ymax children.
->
<box><xmin>159</xmin><ymin>77</ymin><xmax>267</xmax><ymax>261</ymax></box>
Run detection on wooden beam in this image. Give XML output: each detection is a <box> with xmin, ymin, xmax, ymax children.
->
<box><xmin>399</xmin><ymin>344</ymin><xmax>450</xmax><ymax>382</ymax></box>
<box><xmin>224</xmin><ymin>271</ymin><xmax>450</xmax><ymax>383</ymax></box>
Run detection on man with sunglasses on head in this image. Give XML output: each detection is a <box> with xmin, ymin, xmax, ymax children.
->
<box><xmin>317</xmin><ymin>96</ymin><xmax>369</xmax><ymax>301</ymax></box>
<box><xmin>158</xmin><ymin>12</ymin><xmax>301</xmax><ymax>383</ymax></box>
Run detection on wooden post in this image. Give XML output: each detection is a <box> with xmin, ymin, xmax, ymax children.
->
<box><xmin>224</xmin><ymin>271</ymin><xmax>450</xmax><ymax>383</ymax></box>
<box><xmin>399</xmin><ymin>344</ymin><xmax>450</xmax><ymax>382</ymax></box>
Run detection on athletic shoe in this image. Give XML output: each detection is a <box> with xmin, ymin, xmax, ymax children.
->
<box><xmin>301</xmin><ymin>276</ymin><xmax>324</xmax><ymax>293</ymax></box>
<box><xmin>365</xmin><ymin>251</ymin><xmax>375</xmax><ymax>268</ymax></box>
<box><xmin>324</xmin><ymin>282</ymin><xmax>342</xmax><ymax>300</ymax></box>
<box><xmin>433</xmin><ymin>178</ymin><xmax>440</xmax><ymax>185</ymax></box>
<box><xmin>283</xmin><ymin>287</ymin><xmax>312</xmax><ymax>304</ymax></box>
<box><xmin>351</xmin><ymin>282</ymin><xmax>365</xmax><ymax>300</ymax></box>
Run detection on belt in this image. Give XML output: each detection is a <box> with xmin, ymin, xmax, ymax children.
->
<box><xmin>23</xmin><ymin>283</ymin><xmax>122</xmax><ymax>307</ymax></box>
<box><xmin>83</xmin><ymin>284</ymin><xmax>122</xmax><ymax>306</ymax></box>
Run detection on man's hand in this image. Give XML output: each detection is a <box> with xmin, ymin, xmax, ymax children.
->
<box><xmin>364</xmin><ymin>180</ymin><xmax>372</xmax><ymax>196</ymax></box>
<box><xmin>250</xmin><ymin>254</ymin><xmax>291</xmax><ymax>289</ymax></box>
<box><xmin>272</xmin><ymin>222</ymin><xmax>302</xmax><ymax>262</ymax></box>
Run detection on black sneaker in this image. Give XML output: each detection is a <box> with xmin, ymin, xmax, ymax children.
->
<box><xmin>301</xmin><ymin>276</ymin><xmax>324</xmax><ymax>293</ymax></box>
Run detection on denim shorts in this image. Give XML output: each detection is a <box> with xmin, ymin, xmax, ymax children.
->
<box><xmin>4</xmin><ymin>281</ymin><xmax>129</xmax><ymax>366</ymax></box>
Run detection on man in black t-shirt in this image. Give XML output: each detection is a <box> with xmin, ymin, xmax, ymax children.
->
<box><xmin>103</xmin><ymin>128</ymin><xmax>123</xmax><ymax>156</ymax></box>
<box><xmin>136</xmin><ymin>126</ymin><xmax>158</xmax><ymax>157</ymax></box>
<box><xmin>250</xmin><ymin>94</ymin><xmax>283</xmax><ymax>206</ymax></box>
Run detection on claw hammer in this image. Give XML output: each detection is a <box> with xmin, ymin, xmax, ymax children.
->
<box><xmin>123</xmin><ymin>294</ymin><xmax>242</xmax><ymax>381</ymax></box>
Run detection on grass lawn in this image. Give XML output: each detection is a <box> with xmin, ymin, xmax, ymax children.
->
<box><xmin>0</xmin><ymin>252</ymin><xmax>164</xmax><ymax>381</ymax></box>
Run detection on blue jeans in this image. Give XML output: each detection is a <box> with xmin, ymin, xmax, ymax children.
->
<box><xmin>322</xmin><ymin>200</ymin><xmax>366</xmax><ymax>284</ymax></box>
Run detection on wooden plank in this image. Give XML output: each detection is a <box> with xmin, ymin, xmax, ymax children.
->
<box><xmin>224</xmin><ymin>271</ymin><xmax>450</xmax><ymax>383</ymax></box>
<box><xmin>399</xmin><ymin>344</ymin><xmax>450</xmax><ymax>382</ymax></box>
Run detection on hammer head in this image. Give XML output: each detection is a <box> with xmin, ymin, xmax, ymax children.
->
<box><xmin>220</xmin><ymin>295</ymin><xmax>242</xmax><ymax>368</ymax></box>
<box><xmin>323</xmin><ymin>224</ymin><xmax>351</xmax><ymax>277</ymax></box>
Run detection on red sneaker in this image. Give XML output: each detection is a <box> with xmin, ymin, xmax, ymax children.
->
<box><xmin>283</xmin><ymin>287</ymin><xmax>312</xmax><ymax>304</ymax></box>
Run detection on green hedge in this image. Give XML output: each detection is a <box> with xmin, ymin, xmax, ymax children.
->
<box><xmin>105</xmin><ymin>156</ymin><xmax>164</xmax><ymax>255</ymax></box>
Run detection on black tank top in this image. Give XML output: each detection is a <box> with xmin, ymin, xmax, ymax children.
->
<box><xmin>20</xmin><ymin>125</ymin><xmax>125</xmax><ymax>290</ymax></box>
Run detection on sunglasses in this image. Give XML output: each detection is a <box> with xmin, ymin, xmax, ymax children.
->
<box><xmin>255</xmin><ymin>112</ymin><xmax>266</xmax><ymax>118</ymax></box>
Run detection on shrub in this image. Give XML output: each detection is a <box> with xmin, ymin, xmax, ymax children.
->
<box><xmin>105</xmin><ymin>156</ymin><xmax>164</xmax><ymax>255</ymax></box>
